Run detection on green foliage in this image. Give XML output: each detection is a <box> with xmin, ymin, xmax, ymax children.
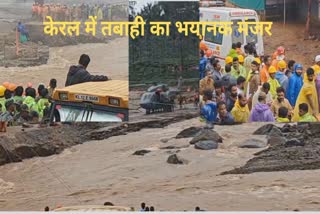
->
<box><xmin>129</xmin><ymin>1</ymin><xmax>199</xmax><ymax>86</ymax></box>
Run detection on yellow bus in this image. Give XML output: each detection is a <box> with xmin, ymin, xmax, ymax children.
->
<box><xmin>49</xmin><ymin>80</ymin><xmax>128</xmax><ymax>122</ymax></box>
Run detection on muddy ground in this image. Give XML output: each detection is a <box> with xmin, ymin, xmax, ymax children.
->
<box><xmin>223</xmin><ymin>123</ymin><xmax>320</xmax><ymax>175</ymax></box>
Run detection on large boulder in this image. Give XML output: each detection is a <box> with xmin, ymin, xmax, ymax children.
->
<box><xmin>176</xmin><ymin>127</ymin><xmax>202</xmax><ymax>139</ymax></box>
<box><xmin>253</xmin><ymin>124</ymin><xmax>283</xmax><ymax>137</ymax></box>
<box><xmin>238</xmin><ymin>137</ymin><xmax>268</xmax><ymax>148</ymax></box>
<box><xmin>194</xmin><ymin>140</ymin><xmax>218</xmax><ymax>150</ymax></box>
<box><xmin>189</xmin><ymin>129</ymin><xmax>223</xmax><ymax>145</ymax></box>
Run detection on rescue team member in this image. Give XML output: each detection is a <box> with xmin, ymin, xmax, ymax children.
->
<box><xmin>65</xmin><ymin>54</ymin><xmax>109</xmax><ymax>87</ymax></box>
<box><xmin>292</xmin><ymin>68</ymin><xmax>319</xmax><ymax>122</ymax></box>
<box><xmin>268</xmin><ymin>66</ymin><xmax>281</xmax><ymax>99</ymax></box>
<box><xmin>260</xmin><ymin>55</ymin><xmax>272</xmax><ymax>84</ymax></box>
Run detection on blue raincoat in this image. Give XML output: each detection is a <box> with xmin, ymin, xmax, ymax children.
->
<box><xmin>286</xmin><ymin>64</ymin><xmax>304</xmax><ymax>106</ymax></box>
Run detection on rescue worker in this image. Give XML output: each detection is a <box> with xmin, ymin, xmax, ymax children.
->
<box><xmin>231</xmin><ymin>57</ymin><xmax>246</xmax><ymax>79</ymax></box>
<box><xmin>260</xmin><ymin>55</ymin><xmax>272</xmax><ymax>84</ymax></box>
<box><xmin>292</xmin><ymin>68</ymin><xmax>319</xmax><ymax>122</ymax></box>
<box><xmin>65</xmin><ymin>54</ymin><xmax>109</xmax><ymax>87</ymax></box>
<box><xmin>268</xmin><ymin>66</ymin><xmax>281</xmax><ymax>99</ymax></box>
<box><xmin>275</xmin><ymin>60</ymin><xmax>289</xmax><ymax>92</ymax></box>
<box><xmin>271</xmin><ymin>46</ymin><xmax>285</xmax><ymax>70</ymax></box>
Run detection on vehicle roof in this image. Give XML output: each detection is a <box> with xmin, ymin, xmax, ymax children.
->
<box><xmin>55</xmin><ymin>80</ymin><xmax>128</xmax><ymax>99</ymax></box>
<box><xmin>53</xmin><ymin>205</ymin><xmax>133</xmax><ymax>211</ymax></box>
<box><xmin>200</xmin><ymin>7</ymin><xmax>256</xmax><ymax>14</ymax></box>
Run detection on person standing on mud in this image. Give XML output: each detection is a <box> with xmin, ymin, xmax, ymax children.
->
<box><xmin>292</xmin><ymin>68</ymin><xmax>319</xmax><ymax>122</ymax></box>
<box><xmin>65</xmin><ymin>54</ymin><xmax>109</xmax><ymax>87</ymax></box>
<box><xmin>286</xmin><ymin>64</ymin><xmax>303</xmax><ymax>107</ymax></box>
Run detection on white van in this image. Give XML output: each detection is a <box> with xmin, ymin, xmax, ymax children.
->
<box><xmin>200</xmin><ymin>7</ymin><xmax>264</xmax><ymax>64</ymax></box>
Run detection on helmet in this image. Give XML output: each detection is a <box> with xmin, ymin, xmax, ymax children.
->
<box><xmin>8</xmin><ymin>83</ymin><xmax>17</xmax><ymax>92</ymax></box>
<box><xmin>225</xmin><ymin>56</ymin><xmax>233</xmax><ymax>64</ymax></box>
<box><xmin>315</xmin><ymin>55</ymin><xmax>320</xmax><ymax>63</ymax></box>
<box><xmin>199</xmin><ymin>41</ymin><xmax>208</xmax><ymax>51</ymax></box>
<box><xmin>0</xmin><ymin>86</ymin><xmax>5</xmax><ymax>97</ymax></box>
<box><xmin>254</xmin><ymin>57</ymin><xmax>261</xmax><ymax>65</ymax></box>
<box><xmin>278</xmin><ymin>60</ymin><xmax>287</xmax><ymax>69</ymax></box>
<box><xmin>277</xmin><ymin>46</ymin><xmax>285</xmax><ymax>55</ymax></box>
<box><xmin>238</xmin><ymin>55</ymin><xmax>244</xmax><ymax>63</ymax></box>
<box><xmin>3</xmin><ymin>82</ymin><xmax>10</xmax><ymax>89</ymax></box>
<box><xmin>268</xmin><ymin>66</ymin><xmax>277</xmax><ymax>74</ymax></box>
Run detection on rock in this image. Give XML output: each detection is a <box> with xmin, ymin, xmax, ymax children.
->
<box><xmin>160</xmin><ymin>137</ymin><xmax>171</xmax><ymax>143</ymax></box>
<box><xmin>167</xmin><ymin>154</ymin><xmax>188</xmax><ymax>164</ymax></box>
<box><xmin>253</xmin><ymin>124</ymin><xmax>278</xmax><ymax>135</ymax></box>
<box><xmin>308</xmin><ymin>123</ymin><xmax>320</xmax><ymax>137</ymax></box>
<box><xmin>195</xmin><ymin>140</ymin><xmax>218</xmax><ymax>150</ymax></box>
<box><xmin>269</xmin><ymin>126</ymin><xmax>283</xmax><ymax>137</ymax></box>
<box><xmin>176</xmin><ymin>127</ymin><xmax>202</xmax><ymax>139</ymax></box>
<box><xmin>132</xmin><ymin>150</ymin><xmax>151</xmax><ymax>156</ymax></box>
<box><xmin>189</xmin><ymin>129</ymin><xmax>223</xmax><ymax>145</ymax></box>
<box><xmin>267</xmin><ymin>136</ymin><xmax>286</xmax><ymax>146</ymax></box>
<box><xmin>239</xmin><ymin>137</ymin><xmax>268</xmax><ymax>148</ymax></box>
<box><xmin>285</xmin><ymin>138</ymin><xmax>305</xmax><ymax>147</ymax></box>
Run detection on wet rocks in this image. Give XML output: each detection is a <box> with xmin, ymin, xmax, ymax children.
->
<box><xmin>238</xmin><ymin>137</ymin><xmax>268</xmax><ymax>149</ymax></box>
<box><xmin>253</xmin><ymin>124</ymin><xmax>283</xmax><ymax>137</ymax></box>
<box><xmin>132</xmin><ymin>150</ymin><xmax>151</xmax><ymax>156</ymax></box>
<box><xmin>194</xmin><ymin>140</ymin><xmax>218</xmax><ymax>150</ymax></box>
<box><xmin>285</xmin><ymin>138</ymin><xmax>305</xmax><ymax>147</ymax></box>
<box><xmin>167</xmin><ymin>154</ymin><xmax>189</xmax><ymax>165</ymax></box>
<box><xmin>175</xmin><ymin>127</ymin><xmax>202</xmax><ymax>139</ymax></box>
<box><xmin>253</xmin><ymin>124</ymin><xmax>276</xmax><ymax>135</ymax></box>
<box><xmin>267</xmin><ymin>136</ymin><xmax>286</xmax><ymax>146</ymax></box>
<box><xmin>189</xmin><ymin>129</ymin><xmax>223</xmax><ymax>145</ymax></box>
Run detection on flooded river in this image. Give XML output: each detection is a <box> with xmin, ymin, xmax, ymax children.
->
<box><xmin>1</xmin><ymin>119</ymin><xmax>320</xmax><ymax>211</ymax></box>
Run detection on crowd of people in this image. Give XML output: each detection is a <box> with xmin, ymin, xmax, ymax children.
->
<box><xmin>0</xmin><ymin>54</ymin><xmax>109</xmax><ymax>132</ymax></box>
<box><xmin>32</xmin><ymin>2</ymin><xmax>127</xmax><ymax>22</ymax></box>
<box><xmin>199</xmin><ymin>42</ymin><xmax>320</xmax><ymax>125</ymax></box>
<box><xmin>0</xmin><ymin>79</ymin><xmax>57</xmax><ymax>132</ymax></box>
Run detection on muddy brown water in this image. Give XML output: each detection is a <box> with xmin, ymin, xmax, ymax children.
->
<box><xmin>1</xmin><ymin>120</ymin><xmax>320</xmax><ymax>211</ymax></box>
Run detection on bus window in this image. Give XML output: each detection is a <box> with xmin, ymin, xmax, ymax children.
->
<box><xmin>56</xmin><ymin>105</ymin><xmax>123</xmax><ymax>122</ymax></box>
<box><xmin>246</xmin><ymin>18</ymin><xmax>258</xmax><ymax>44</ymax></box>
<box><xmin>231</xmin><ymin>19</ymin><xmax>244</xmax><ymax>45</ymax></box>
<box><xmin>204</xmin><ymin>25</ymin><xmax>223</xmax><ymax>45</ymax></box>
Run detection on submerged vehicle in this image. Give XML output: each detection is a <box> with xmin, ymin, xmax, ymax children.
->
<box><xmin>139</xmin><ymin>84</ymin><xmax>179</xmax><ymax>114</ymax></box>
<box><xmin>49</xmin><ymin>80</ymin><xmax>129</xmax><ymax>123</ymax></box>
